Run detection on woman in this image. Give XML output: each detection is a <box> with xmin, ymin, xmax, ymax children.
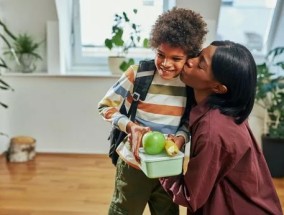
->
<box><xmin>160</xmin><ymin>41</ymin><xmax>283</xmax><ymax>215</ymax></box>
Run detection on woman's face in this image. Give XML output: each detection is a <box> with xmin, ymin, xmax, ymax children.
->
<box><xmin>180</xmin><ymin>45</ymin><xmax>218</xmax><ymax>92</ymax></box>
<box><xmin>155</xmin><ymin>43</ymin><xmax>187</xmax><ymax>80</ymax></box>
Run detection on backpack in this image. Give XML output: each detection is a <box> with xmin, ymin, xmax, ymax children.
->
<box><xmin>108</xmin><ymin>59</ymin><xmax>156</xmax><ymax>166</ymax></box>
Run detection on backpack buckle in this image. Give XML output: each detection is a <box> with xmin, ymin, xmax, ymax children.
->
<box><xmin>133</xmin><ymin>92</ymin><xmax>140</xmax><ymax>101</ymax></box>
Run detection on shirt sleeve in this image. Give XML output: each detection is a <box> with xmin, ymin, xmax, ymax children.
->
<box><xmin>98</xmin><ymin>65</ymin><xmax>137</xmax><ymax>133</ymax></box>
<box><xmin>175</xmin><ymin>117</ymin><xmax>190</xmax><ymax>144</ymax></box>
<box><xmin>160</xmin><ymin>120</ymin><xmax>236</xmax><ymax>212</ymax></box>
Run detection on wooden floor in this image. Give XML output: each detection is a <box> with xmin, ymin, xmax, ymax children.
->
<box><xmin>0</xmin><ymin>153</ymin><xmax>283</xmax><ymax>215</ymax></box>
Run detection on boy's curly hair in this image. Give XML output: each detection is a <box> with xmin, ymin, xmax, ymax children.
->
<box><xmin>150</xmin><ymin>7</ymin><xmax>208</xmax><ymax>58</ymax></box>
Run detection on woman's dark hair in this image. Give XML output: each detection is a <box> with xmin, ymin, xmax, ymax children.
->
<box><xmin>207</xmin><ymin>40</ymin><xmax>257</xmax><ymax>124</ymax></box>
<box><xmin>149</xmin><ymin>7</ymin><xmax>208</xmax><ymax>58</ymax></box>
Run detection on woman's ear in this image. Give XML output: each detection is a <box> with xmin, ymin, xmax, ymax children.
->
<box><xmin>212</xmin><ymin>84</ymin><xmax>227</xmax><ymax>94</ymax></box>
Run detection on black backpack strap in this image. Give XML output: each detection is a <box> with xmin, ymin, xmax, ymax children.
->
<box><xmin>133</xmin><ymin>59</ymin><xmax>156</xmax><ymax>101</ymax></box>
<box><xmin>128</xmin><ymin>60</ymin><xmax>155</xmax><ymax>121</ymax></box>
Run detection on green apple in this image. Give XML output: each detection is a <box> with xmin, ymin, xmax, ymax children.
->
<box><xmin>142</xmin><ymin>131</ymin><xmax>165</xmax><ymax>155</ymax></box>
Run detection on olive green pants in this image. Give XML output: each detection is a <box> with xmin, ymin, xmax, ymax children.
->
<box><xmin>108</xmin><ymin>158</ymin><xmax>179</xmax><ymax>215</ymax></box>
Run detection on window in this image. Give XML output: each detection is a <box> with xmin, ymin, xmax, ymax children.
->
<box><xmin>217</xmin><ymin>0</ymin><xmax>279</xmax><ymax>55</ymax></box>
<box><xmin>69</xmin><ymin>0</ymin><xmax>281</xmax><ymax>74</ymax></box>
<box><xmin>71</xmin><ymin>0</ymin><xmax>175</xmax><ymax>73</ymax></box>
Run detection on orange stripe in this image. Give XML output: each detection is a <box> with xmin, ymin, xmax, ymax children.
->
<box><xmin>141</xmin><ymin>102</ymin><xmax>184</xmax><ymax>116</ymax></box>
<box><xmin>126</xmin><ymin>96</ymin><xmax>133</xmax><ymax>104</ymax></box>
<box><xmin>126</xmin><ymin>97</ymin><xmax>184</xmax><ymax>116</ymax></box>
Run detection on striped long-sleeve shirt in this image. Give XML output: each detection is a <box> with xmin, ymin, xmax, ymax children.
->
<box><xmin>98</xmin><ymin>64</ymin><xmax>190</xmax><ymax>142</ymax></box>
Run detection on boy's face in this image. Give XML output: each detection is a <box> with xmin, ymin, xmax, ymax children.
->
<box><xmin>155</xmin><ymin>43</ymin><xmax>187</xmax><ymax>80</ymax></box>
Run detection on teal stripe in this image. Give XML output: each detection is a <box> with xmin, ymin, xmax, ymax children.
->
<box><xmin>148</xmin><ymin>84</ymin><xmax>186</xmax><ymax>97</ymax></box>
<box><xmin>136</xmin><ymin>117</ymin><xmax>179</xmax><ymax>134</ymax></box>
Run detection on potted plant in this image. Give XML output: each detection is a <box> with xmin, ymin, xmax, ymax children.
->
<box><xmin>255</xmin><ymin>46</ymin><xmax>284</xmax><ymax>177</ymax></box>
<box><xmin>105</xmin><ymin>9</ymin><xmax>149</xmax><ymax>74</ymax></box>
<box><xmin>1</xmin><ymin>19</ymin><xmax>43</xmax><ymax>73</ymax></box>
<box><xmin>4</xmin><ymin>33</ymin><xmax>43</xmax><ymax>73</ymax></box>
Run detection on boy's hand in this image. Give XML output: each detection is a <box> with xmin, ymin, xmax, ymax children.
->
<box><xmin>126</xmin><ymin>121</ymin><xmax>151</xmax><ymax>162</ymax></box>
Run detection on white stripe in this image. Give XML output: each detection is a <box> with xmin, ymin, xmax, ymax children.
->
<box><xmin>136</xmin><ymin>70</ymin><xmax>155</xmax><ymax>78</ymax></box>
<box><xmin>145</xmin><ymin>93</ymin><xmax>186</xmax><ymax>107</ymax></box>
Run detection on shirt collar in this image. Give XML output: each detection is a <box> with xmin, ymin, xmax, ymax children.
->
<box><xmin>189</xmin><ymin>99</ymin><xmax>211</xmax><ymax>128</ymax></box>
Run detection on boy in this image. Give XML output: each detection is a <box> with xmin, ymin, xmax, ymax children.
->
<box><xmin>98</xmin><ymin>7</ymin><xmax>207</xmax><ymax>215</ymax></box>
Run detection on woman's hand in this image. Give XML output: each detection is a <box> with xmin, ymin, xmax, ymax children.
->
<box><xmin>126</xmin><ymin>121</ymin><xmax>151</xmax><ymax>162</ymax></box>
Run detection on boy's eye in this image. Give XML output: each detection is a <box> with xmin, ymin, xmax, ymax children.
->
<box><xmin>157</xmin><ymin>52</ymin><xmax>164</xmax><ymax>58</ymax></box>
<box><xmin>173</xmin><ymin>57</ymin><xmax>184</xmax><ymax>62</ymax></box>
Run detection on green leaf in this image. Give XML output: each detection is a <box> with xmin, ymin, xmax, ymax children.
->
<box><xmin>0</xmin><ymin>19</ymin><xmax>17</xmax><ymax>40</ymax></box>
<box><xmin>0</xmin><ymin>58</ymin><xmax>8</xmax><ymax>68</ymax></box>
<box><xmin>0</xmin><ymin>101</ymin><xmax>8</xmax><ymax>108</ymax></box>
<box><xmin>0</xmin><ymin>78</ymin><xmax>12</xmax><ymax>88</ymax></box>
<box><xmin>119</xmin><ymin>58</ymin><xmax>135</xmax><ymax>72</ymax></box>
<box><xmin>122</xmin><ymin>12</ymin><xmax>130</xmax><ymax>22</ymax></box>
<box><xmin>105</xmin><ymin>39</ymin><xmax>113</xmax><ymax>50</ymax></box>
<box><xmin>143</xmin><ymin>38</ymin><xmax>149</xmax><ymax>48</ymax></box>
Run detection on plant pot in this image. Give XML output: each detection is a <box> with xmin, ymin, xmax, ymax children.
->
<box><xmin>262</xmin><ymin>135</ymin><xmax>284</xmax><ymax>178</ymax></box>
<box><xmin>108</xmin><ymin>56</ymin><xmax>126</xmax><ymax>75</ymax></box>
<box><xmin>18</xmin><ymin>54</ymin><xmax>36</xmax><ymax>73</ymax></box>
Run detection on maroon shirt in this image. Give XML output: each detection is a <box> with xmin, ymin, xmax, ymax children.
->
<box><xmin>160</xmin><ymin>101</ymin><xmax>283</xmax><ymax>215</ymax></box>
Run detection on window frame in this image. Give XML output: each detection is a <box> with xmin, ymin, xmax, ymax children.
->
<box><xmin>70</xmin><ymin>0</ymin><xmax>175</xmax><ymax>73</ymax></box>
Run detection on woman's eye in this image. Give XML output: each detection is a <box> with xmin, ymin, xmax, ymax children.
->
<box><xmin>196</xmin><ymin>51</ymin><xmax>202</xmax><ymax>57</ymax></box>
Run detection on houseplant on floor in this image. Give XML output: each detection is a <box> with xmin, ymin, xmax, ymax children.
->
<box><xmin>0</xmin><ymin>20</ymin><xmax>14</xmax><ymax>149</ymax></box>
<box><xmin>255</xmin><ymin>46</ymin><xmax>284</xmax><ymax>177</ymax></box>
<box><xmin>0</xmin><ymin>71</ymin><xmax>14</xmax><ymax>138</ymax></box>
<box><xmin>105</xmin><ymin>9</ymin><xmax>149</xmax><ymax>74</ymax></box>
<box><xmin>0</xmin><ymin>19</ymin><xmax>15</xmax><ymax>105</ymax></box>
<box><xmin>0</xmin><ymin>19</ymin><xmax>18</xmax><ymax>70</ymax></box>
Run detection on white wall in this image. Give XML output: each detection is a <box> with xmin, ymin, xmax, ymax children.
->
<box><xmin>1</xmin><ymin>74</ymin><xmax>117</xmax><ymax>154</ymax></box>
<box><xmin>0</xmin><ymin>73</ymin><xmax>265</xmax><ymax>155</ymax></box>
<box><xmin>176</xmin><ymin>0</ymin><xmax>221</xmax><ymax>47</ymax></box>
